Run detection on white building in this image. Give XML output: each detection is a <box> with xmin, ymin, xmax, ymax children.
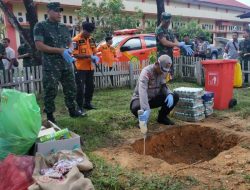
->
<box><xmin>2</xmin><ymin>0</ymin><xmax>250</xmax><ymax>51</ymax></box>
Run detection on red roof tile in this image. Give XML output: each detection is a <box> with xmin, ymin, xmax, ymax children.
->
<box><xmin>199</xmin><ymin>0</ymin><xmax>250</xmax><ymax>9</ymax></box>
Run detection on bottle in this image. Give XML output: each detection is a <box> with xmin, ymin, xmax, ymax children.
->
<box><xmin>39</xmin><ymin>128</ymin><xmax>71</xmax><ymax>142</ymax></box>
<box><xmin>138</xmin><ymin>110</ymin><xmax>147</xmax><ymax>135</ymax></box>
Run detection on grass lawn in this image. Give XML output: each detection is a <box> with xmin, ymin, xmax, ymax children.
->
<box><xmin>37</xmin><ymin>81</ymin><xmax>250</xmax><ymax>190</ymax></box>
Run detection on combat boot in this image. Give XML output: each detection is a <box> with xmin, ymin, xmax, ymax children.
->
<box><xmin>69</xmin><ymin>108</ymin><xmax>87</xmax><ymax>118</ymax></box>
<box><xmin>157</xmin><ymin>114</ymin><xmax>175</xmax><ymax>125</ymax></box>
<box><xmin>83</xmin><ymin>102</ymin><xmax>96</xmax><ymax>110</ymax></box>
<box><xmin>47</xmin><ymin>113</ymin><xmax>56</xmax><ymax>124</ymax></box>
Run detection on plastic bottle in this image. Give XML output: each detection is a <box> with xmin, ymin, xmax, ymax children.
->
<box><xmin>39</xmin><ymin>128</ymin><xmax>71</xmax><ymax>142</ymax></box>
<box><xmin>138</xmin><ymin>110</ymin><xmax>147</xmax><ymax>135</ymax></box>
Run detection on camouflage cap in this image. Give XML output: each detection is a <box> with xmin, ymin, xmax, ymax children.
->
<box><xmin>158</xmin><ymin>54</ymin><xmax>172</xmax><ymax>73</ymax></box>
<box><xmin>161</xmin><ymin>12</ymin><xmax>171</xmax><ymax>21</ymax></box>
<box><xmin>47</xmin><ymin>2</ymin><xmax>63</xmax><ymax>12</ymax></box>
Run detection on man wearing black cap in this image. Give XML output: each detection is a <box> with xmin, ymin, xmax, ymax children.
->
<box><xmin>130</xmin><ymin>55</ymin><xmax>179</xmax><ymax>125</ymax></box>
<box><xmin>155</xmin><ymin>12</ymin><xmax>193</xmax><ymax>78</ymax></box>
<box><xmin>72</xmin><ymin>21</ymin><xmax>98</xmax><ymax>112</ymax></box>
<box><xmin>33</xmin><ymin>2</ymin><xmax>84</xmax><ymax>123</ymax></box>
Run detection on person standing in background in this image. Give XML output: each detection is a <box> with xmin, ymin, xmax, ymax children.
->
<box><xmin>33</xmin><ymin>2</ymin><xmax>84</xmax><ymax>123</ymax></box>
<box><xmin>73</xmin><ymin>21</ymin><xmax>99</xmax><ymax>112</ymax></box>
<box><xmin>2</xmin><ymin>38</ymin><xmax>15</xmax><ymax>70</ymax></box>
<box><xmin>225</xmin><ymin>31</ymin><xmax>239</xmax><ymax>59</ymax></box>
<box><xmin>97</xmin><ymin>36</ymin><xmax>116</xmax><ymax>86</ymax></box>
<box><xmin>155</xmin><ymin>12</ymin><xmax>193</xmax><ymax>79</ymax></box>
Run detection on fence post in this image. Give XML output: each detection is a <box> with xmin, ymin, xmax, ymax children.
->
<box><xmin>195</xmin><ymin>60</ymin><xmax>202</xmax><ymax>85</ymax></box>
<box><xmin>129</xmin><ymin>62</ymin><xmax>134</xmax><ymax>89</ymax></box>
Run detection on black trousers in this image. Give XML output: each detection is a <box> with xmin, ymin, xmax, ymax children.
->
<box><xmin>75</xmin><ymin>70</ymin><xmax>94</xmax><ymax>108</ymax></box>
<box><xmin>109</xmin><ymin>67</ymin><xmax>114</xmax><ymax>86</ymax></box>
<box><xmin>130</xmin><ymin>93</ymin><xmax>179</xmax><ymax>118</ymax></box>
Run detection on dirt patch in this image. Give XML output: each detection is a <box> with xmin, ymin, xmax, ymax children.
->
<box><xmin>131</xmin><ymin>125</ymin><xmax>239</xmax><ymax>165</ymax></box>
<box><xmin>94</xmin><ymin>124</ymin><xmax>250</xmax><ymax>189</ymax></box>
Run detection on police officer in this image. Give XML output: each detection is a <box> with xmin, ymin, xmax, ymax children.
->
<box><xmin>33</xmin><ymin>2</ymin><xmax>83</xmax><ymax>123</ymax></box>
<box><xmin>130</xmin><ymin>55</ymin><xmax>179</xmax><ymax>125</ymax></box>
<box><xmin>239</xmin><ymin>29</ymin><xmax>250</xmax><ymax>83</ymax></box>
<box><xmin>72</xmin><ymin>21</ymin><xmax>98</xmax><ymax>111</ymax></box>
<box><xmin>155</xmin><ymin>12</ymin><xmax>193</xmax><ymax>78</ymax></box>
<box><xmin>97</xmin><ymin>36</ymin><xmax>116</xmax><ymax>86</ymax></box>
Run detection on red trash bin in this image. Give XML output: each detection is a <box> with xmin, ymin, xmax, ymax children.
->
<box><xmin>201</xmin><ymin>59</ymin><xmax>237</xmax><ymax>110</ymax></box>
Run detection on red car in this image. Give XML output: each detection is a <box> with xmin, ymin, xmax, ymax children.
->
<box><xmin>97</xmin><ymin>29</ymin><xmax>157</xmax><ymax>64</ymax></box>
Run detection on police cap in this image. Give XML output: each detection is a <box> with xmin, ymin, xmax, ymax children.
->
<box><xmin>158</xmin><ymin>55</ymin><xmax>172</xmax><ymax>73</ymax></box>
<box><xmin>161</xmin><ymin>12</ymin><xmax>171</xmax><ymax>21</ymax></box>
<box><xmin>47</xmin><ymin>2</ymin><xmax>63</xmax><ymax>12</ymax></box>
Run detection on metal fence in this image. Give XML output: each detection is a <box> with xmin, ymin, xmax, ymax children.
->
<box><xmin>0</xmin><ymin>57</ymin><xmax>249</xmax><ymax>94</ymax></box>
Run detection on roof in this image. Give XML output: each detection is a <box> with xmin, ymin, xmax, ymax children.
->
<box><xmin>198</xmin><ymin>0</ymin><xmax>250</xmax><ymax>9</ymax></box>
<box><xmin>237</xmin><ymin>11</ymin><xmax>250</xmax><ymax>18</ymax></box>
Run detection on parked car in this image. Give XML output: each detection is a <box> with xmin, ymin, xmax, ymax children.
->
<box><xmin>204</xmin><ymin>41</ymin><xmax>223</xmax><ymax>59</ymax></box>
<box><xmin>97</xmin><ymin>29</ymin><xmax>157</xmax><ymax>64</ymax></box>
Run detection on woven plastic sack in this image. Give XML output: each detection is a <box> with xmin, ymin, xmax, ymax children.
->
<box><xmin>233</xmin><ymin>61</ymin><xmax>243</xmax><ymax>88</ymax></box>
<box><xmin>0</xmin><ymin>154</ymin><xmax>35</xmax><ymax>190</ymax></box>
<box><xmin>0</xmin><ymin>89</ymin><xmax>41</xmax><ymax>160</ymax></box>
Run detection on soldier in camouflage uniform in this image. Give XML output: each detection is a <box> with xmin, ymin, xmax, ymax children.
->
<box><xmin>239</xmin><ymin>29</ymin><xmax>250</xmax><ymax>83</ymax></box>
<box><xmin>18</xmin><ymin>43</ymin><xmax>35</xmax><ymax>67</ymax></box>
<box><xmin>155</xmin><ymin>12</ymin><xmax>193</xmax><ymax>78</ymax></box>
<box><xmin>33</xmin><ymin>2</ymin><xmax>84</xmax><ymax>123</ymax></box>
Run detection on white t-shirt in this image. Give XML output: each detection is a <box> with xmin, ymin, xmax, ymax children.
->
<box><xmin>2</xmin><ymin>47</ymin><xmax>15</xmax><ymax>69</ymax></box>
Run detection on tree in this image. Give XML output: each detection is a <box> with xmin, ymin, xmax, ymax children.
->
<box><xmin>76</xmin><ymin>0</ymin><xmax>143</xmax><ymax>42</ymax></box>
<box><xmin>0</xmin><ymin>0</ymin><xmax>41</xmax><ymax>64</ymax></box>
<box><xmin>174</xmin><ymin>20</ymin><xmax>211</xmax><ymax>42</ymax></box>
<box><xmin>156</xmin><ymin>0</ymin><xmax>165</xmax><ymax>26</ymax></box>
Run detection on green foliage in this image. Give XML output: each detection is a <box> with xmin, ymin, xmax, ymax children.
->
<box><xmin>0</xmin><ymin>22</ymin><xmax>5</xmax><ymax>40</ymax></box>
<box><xmin>172</xmin><ymin>18</ymin><xmax>211</xmax><ymax>42</ymax></box>
<box><xmin>89</xmin><ymin>154</ymin><xmax>187</xmax><ymax>190</ymax></box>
<box><xmin>76</xmin><ymin>0</ymin><xmax>143</xmax><ymax>42</ymax></box>
<box><xmin>244</xmin><ymin>174</ymin><xmax>250</xmax><ymax>183</ymax></box>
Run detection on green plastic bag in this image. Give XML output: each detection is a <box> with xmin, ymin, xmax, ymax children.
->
<box><xmin>0</xmin><ymin>89</ymin><xmax>41</xmax><ymax>160</ymax></box>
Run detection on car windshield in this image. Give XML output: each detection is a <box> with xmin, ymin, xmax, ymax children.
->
<box><xmin>112</xmin><ymin>36</ymin><xmax>126</xmax><ymax>47</ymax></box>
<box><xmin>97</xmin><ymin>36</ymin><xmax>126</xmax><ymax>48</ymax></box>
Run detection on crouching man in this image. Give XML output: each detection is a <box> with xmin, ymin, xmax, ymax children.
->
<box><xmin>130</xmin><ymin>55</ymin><xmax>179</xmax><ymax>125</ymax></box>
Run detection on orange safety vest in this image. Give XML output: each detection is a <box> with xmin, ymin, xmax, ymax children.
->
<box><xmin>97</xmin><ymin>43</ymin><xmax>116</xmax><ymax>67</ymax></box>
<box><xmin>72</xmin><ymin>33</ymin><xmax>97</xmax><ymax>71</ymax></box>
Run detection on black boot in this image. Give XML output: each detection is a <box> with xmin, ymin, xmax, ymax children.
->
<box><xmin>157</xmin><ymin>114</ymin><xmax>175</xmax><ymax>125</ymax></box>
<box><xmin>47</xmin><ymin>113</ymin><xmax>56</xmax><ymax>123</ymax></box>
<box><xmin>83</xmin><ymin>102</ymin><xmax>96</xmax><ymax>110</ymax></box>
<box><xmin>69</xmin><ymin>108</ymin><xmax>87</xmax><ymax>118</ymax></box>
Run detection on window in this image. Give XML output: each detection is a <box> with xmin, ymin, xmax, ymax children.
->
<box><xmin>201</xmin><ymin>24</ymin><xmax>214</xmax><ymax>30</ymax></box>
<box><xmin>63</xmin><ymin>15</ymin><xmax>67</xmax><ymax>23</ymax></box>
<box><xmin>121</xmin><ymin>38</ymin><xmax>142</xmax><ymax>51</ymax></box>
<box><xmin>144</xmin><ymin>36</ymin><xmax>156</xmax><ymax>48</ymax></box>
<box><xmin>69</xmin><ymin>16</ymin><xmax>73</xmax><ymax>24</ymax></box>
<box><xmin>218</xmin><ymin>25</ymin><xmax>226</xmax><ymax>31</ymax></box>
<box><xmin>44</xmin><ymin>14</ymin><xmax>48</xmax><ymax>20</ymax></box>
<box><xmin>228</xmin><ymin>25</ymin><xmax>242</xmax><ymax>31</ymax></box>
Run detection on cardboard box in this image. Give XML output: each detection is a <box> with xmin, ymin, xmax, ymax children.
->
<box><xmin>35</xmin><ymin>131</ymin><xmax>81</xmax><ymax>156</ymax></box>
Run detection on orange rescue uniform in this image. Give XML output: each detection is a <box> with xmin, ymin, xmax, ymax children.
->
<box><xmin>97</xmin><ymin>43</ymin><xmax>116</xmax><ymax>67</ymax></box>
<box><xmin>72</xmin><ymin>33</ymin><xmax>97</xmax><ymax>70</ymax></box>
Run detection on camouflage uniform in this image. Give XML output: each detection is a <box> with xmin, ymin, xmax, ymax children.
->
<box><xmin>239</xmin><ymin>39</ymin><xmax>250</xmax><ymax>83</ymax></box>
<box><xmin>18</xmin><ymin>43</ymin><xmax>35</xmax><ymax>67</ymax></box>
<box><xmin>155</xmin><ymin>26</ymin><xmax>175</xmax><ymax>59</ymax></box>
<box><xmin>33</xmin><ymin>18</ymin><xmax>76</xmax><ymax>114</ymax></box>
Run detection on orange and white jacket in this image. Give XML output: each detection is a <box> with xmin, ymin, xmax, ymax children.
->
<box><xmin>97</xmin><ymin>43</ymin><xmax>116</xmax><ymax>67</ymax></box>
<box><xmin>72</xmin><ymin>33</ymin><xmax>97</xmax><ymax>71</ymax></box>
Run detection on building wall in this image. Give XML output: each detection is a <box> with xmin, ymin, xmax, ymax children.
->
<box><xmin>3</xmin><ymin>0</ymin><xmax>250</xmax><ymax>50</ymax></box>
